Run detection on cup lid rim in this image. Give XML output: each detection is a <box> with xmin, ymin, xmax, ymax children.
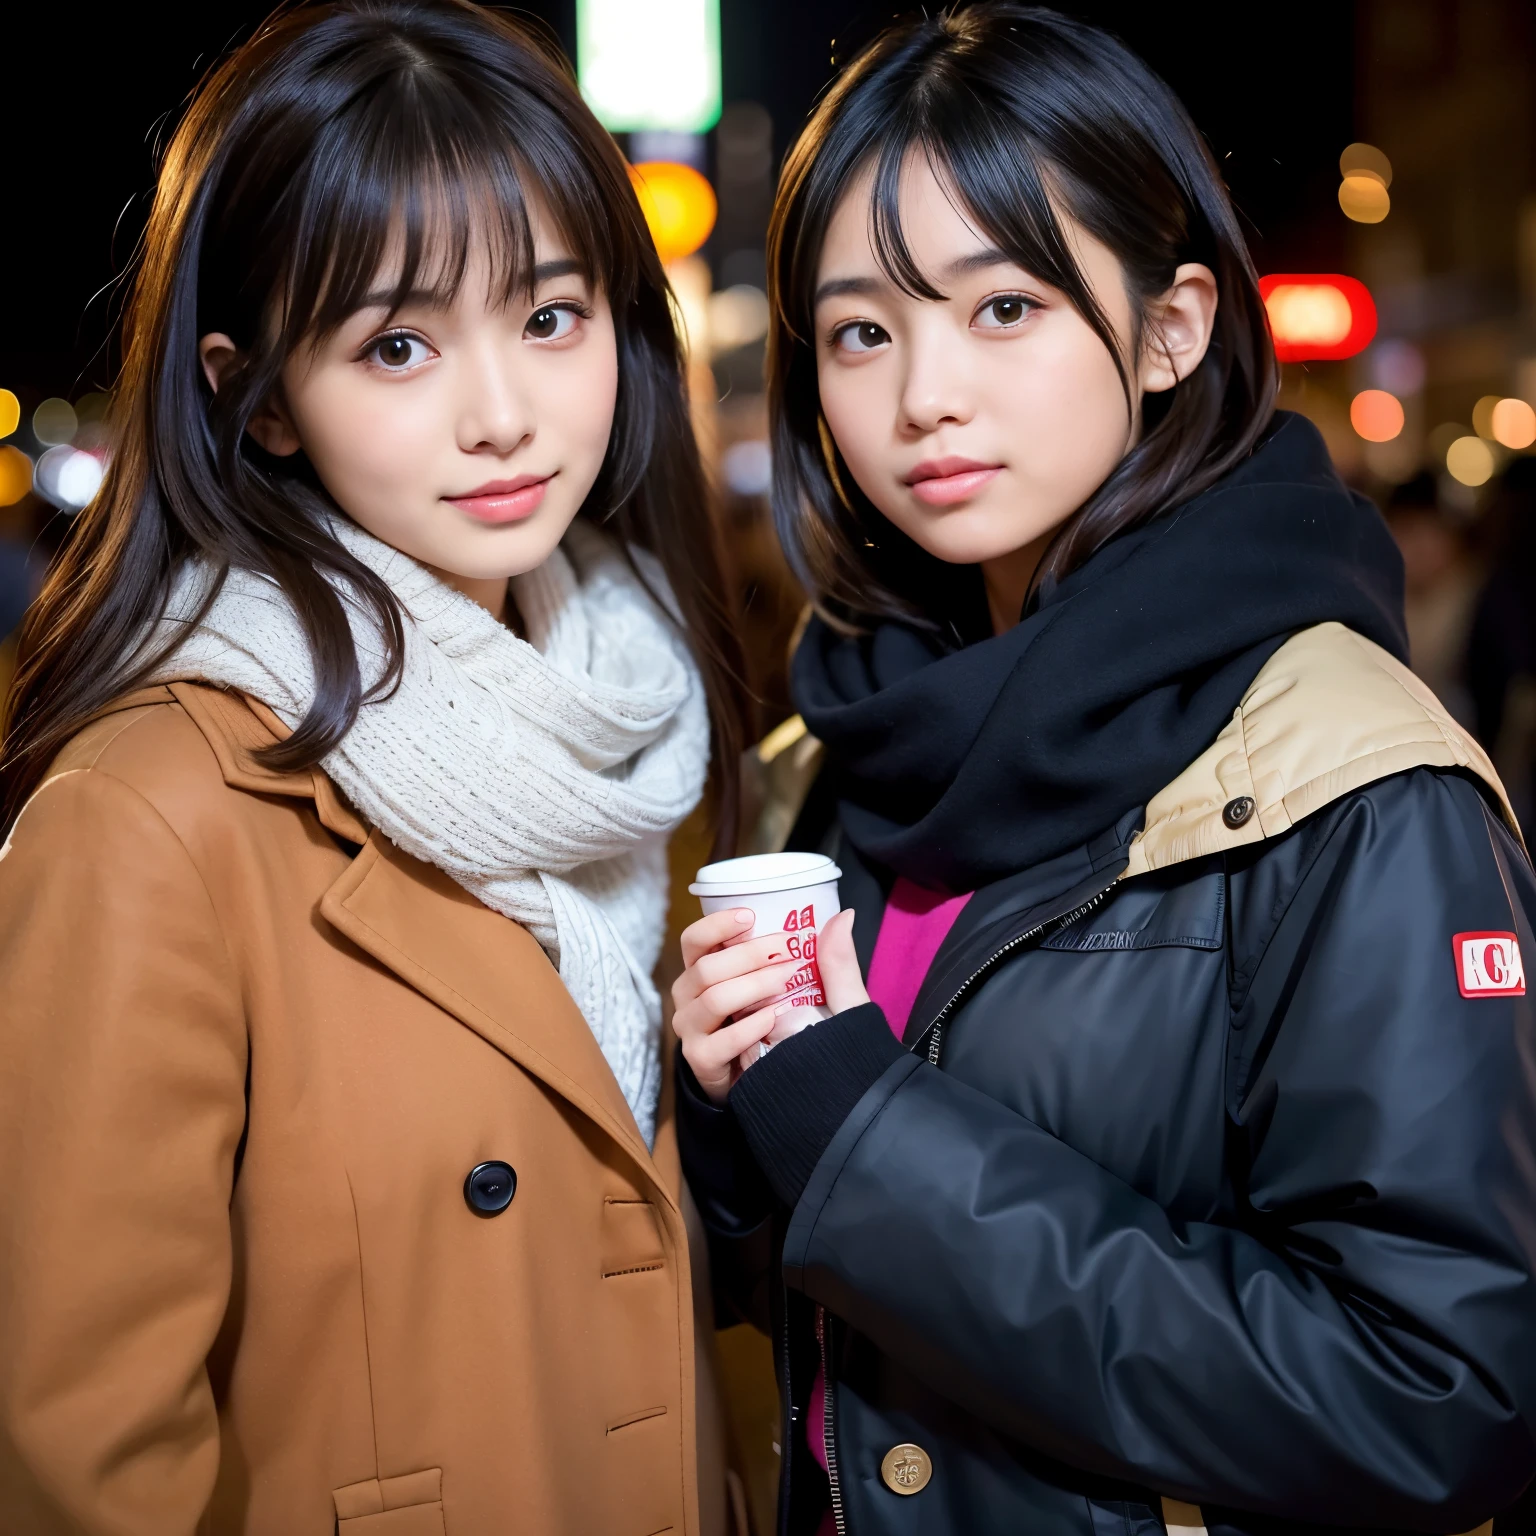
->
<box><xmin>689</xmin><ymin>850</ymin><xmax>841</xmax><ymax>896</ymax></box>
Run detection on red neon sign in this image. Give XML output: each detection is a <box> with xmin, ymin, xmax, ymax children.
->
<box><xmin>1259</xmin><ymin>274</ymin><xmax>1377</xmax><ymax>362</ymax></box>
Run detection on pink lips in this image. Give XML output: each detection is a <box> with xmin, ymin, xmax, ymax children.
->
<box><xmin>904</xmin><ymin>456</ymin><xmax>1002</xmax><ymax>507</ymax></box>
<box><xmin>444</xmin><ymin>473</ymin><xmax>554</xmax><ymax>524</ymax></box>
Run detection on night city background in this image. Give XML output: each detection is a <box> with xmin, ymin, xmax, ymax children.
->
<box><xmin>1</xmin><ymin>6</ymin><xmax>1535</xmax><ymax>1525</ymax></box>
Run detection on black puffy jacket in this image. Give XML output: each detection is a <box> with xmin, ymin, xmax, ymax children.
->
<box><xmin>684</xmin><ymin>655</ymin><xmax>1536</xmax><ymax>1533</ymax></box>
<box><xmin>681</xmin><ymin>442</ymin><xmax>1536</xmax><ymax>1536</ymax></box>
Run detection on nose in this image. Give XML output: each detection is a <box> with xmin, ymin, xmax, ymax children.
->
<box><xmin>897</xmin><ymin>320</ymin><xmax>976</xmax><ymax>437</ymax></box>
<box><xmin>456</xmin><ymin>333</ymin><xmax>534</xmax><ymax>456</ymax></box>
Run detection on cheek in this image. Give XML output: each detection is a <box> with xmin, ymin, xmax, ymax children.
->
<box><xmin>290</xmin><ymin>375</ymin><xmax>438</xmax><ymax>517</ymax></box>
<box><xmin>992</xmin><ymin>323</ymin><xmax>1130</xmax><ymax>482</ymax></box>
<box><xmin>816</xmin><ymin>359</ymin><xmax>886</xmax><ymax>486</ymax></box>
<box><xmin>558</xmin><ymin>324</ymin><xmax>619</xmax><ymax>466</ymax></box>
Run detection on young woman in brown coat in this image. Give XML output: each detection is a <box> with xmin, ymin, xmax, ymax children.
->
<box><xmin>0</xmin><ymin>4</ymin><xmax>748</xmax><ymax>1531</ymax></box>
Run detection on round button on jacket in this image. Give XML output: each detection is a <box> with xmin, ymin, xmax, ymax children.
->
<box><xmin>463</xmin><ymin>1160</ymin><xmax>517</xmax><ymax>1216</ymax></box>
<box><xmin>880</xmin><ymin>1442</ymin><xmax>933</xmax><ymax>1496</ymax></box>
<box><xmin>1222</xmin><ymin>795</ymin><xmax>1256</xmax><ymax>829</ymax></box>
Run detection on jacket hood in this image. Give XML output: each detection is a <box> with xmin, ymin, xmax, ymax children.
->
<box><xmin>791</xmin><ymin>411</ymin><xmax>1409</xmax><ymax>892</ymax></box>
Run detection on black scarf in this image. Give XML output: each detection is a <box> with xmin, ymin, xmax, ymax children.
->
<box><xmin>792</xmin><ymin>412</ymin><xmax>1408</xmax><ymax>893</ymax></box>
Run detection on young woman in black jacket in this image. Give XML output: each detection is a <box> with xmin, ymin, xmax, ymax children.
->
<box><xmin>670</xmin><ymin>8</ymin><xmax>1536</xmax><ymax>1535</ymax></box>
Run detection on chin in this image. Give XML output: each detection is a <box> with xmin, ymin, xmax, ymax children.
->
<box><xmin>437</xmin><ymin>512</ymin><xmax>577</xmax><ymax>581</ymax></box>
<box><xmin>899</xmin><ymin>512</ymin><xmax>1055</xmax><ymax>569</ymax></box>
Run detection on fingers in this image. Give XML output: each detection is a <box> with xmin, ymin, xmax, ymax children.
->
<box><xmin>818</xmin><ymin>908</ymin><xmax>871</xmax><ymax>1015</ymax></box>
<box><xmin>673</xmin><ymin>959</ymin><xmax>802</xmax><ymax>1045</ymax></box>
<box><xmin>671</xmin><ymin>929</ymin><xmax>794</xmax><ymax>1008</ymax></box>
<box><xmin>680</xmin><ymin>909</ymin><xmax>756</xmax><ymax>970</ymax></box>
<box><xmin>684</xmin><ymin>1001</ymin><xmax>781</xmax><ymax>1104</ymax></box>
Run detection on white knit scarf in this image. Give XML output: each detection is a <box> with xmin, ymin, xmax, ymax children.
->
<box><xmin>151</xmin><ymin>518</ymin><xmax>709</xmax><ymax>1147</ymax></box>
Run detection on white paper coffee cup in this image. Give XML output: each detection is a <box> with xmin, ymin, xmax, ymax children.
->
<box><xmin>690</xmin><ymin>852</ymin><xmax>843</xmax><ymax>1036</ymax></box>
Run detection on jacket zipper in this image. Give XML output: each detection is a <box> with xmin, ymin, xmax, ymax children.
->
<box><xmin>816</xmin><ymin>1304</ymin><xmax>847</xmax><ymax>1536</ymax></box>
<box><xmin>923</xmin><ymin>884</ymin><xmax>1114</xmax><ymax>1067</ymax></box>
<box><xmin>777</xmin><ymin>1296</ymin><xmax>793</xmax><ymax>1536</ymax></box>
<box><xmin>796</xmin><ymin>874</ymin><xmax>1117</xmax><ymax>1531</ymax></box>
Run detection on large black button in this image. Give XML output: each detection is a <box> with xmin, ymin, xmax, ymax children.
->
<box><xmin>1222</xmin><ymin>796</ymin><xmax>1256</xmax><ymax>829</ymax></box>
<box><xmin>464</xmin><ymin>1160</ymin><xmax>517</xmax><ymax>1216</ymax></box>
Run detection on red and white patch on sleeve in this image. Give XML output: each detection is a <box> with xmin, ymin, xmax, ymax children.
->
<box><xmin>1453</xmin><ymin>932</ymin><xmax>1526</xmax><ymax>997</ymax></box>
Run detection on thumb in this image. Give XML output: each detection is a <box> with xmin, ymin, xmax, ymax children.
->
<box><xmin>818</xmin><ymin>908</ymin><xmax>870</xmax><ymax>1015</ymax></box>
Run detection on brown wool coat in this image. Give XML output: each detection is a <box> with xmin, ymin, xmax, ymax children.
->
<box><xmin>0</xmin><ymin>683</ymin><xmax>731</xmax><ymax>1536</ymax></box>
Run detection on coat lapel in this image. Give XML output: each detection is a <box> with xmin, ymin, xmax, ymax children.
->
<box><xmin>320</xmin><ymin>831</ymin><xmax>671</xmax><ymax>1209</ymax></box>
<box><xmin>169</xmin><ymin>682</ymin><xmax>671</xmax><ymax>1208</ymax></box>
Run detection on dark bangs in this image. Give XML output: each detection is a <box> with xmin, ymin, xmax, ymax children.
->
<box><xmin>767</xmin><ymin>3</ymin><xmax>1278</xmax><ymax>633</ymax></box>
<box><xmin>2</xmin><ymin>0</ymin><xmax>748</xmax><ymax>844</ymax></box>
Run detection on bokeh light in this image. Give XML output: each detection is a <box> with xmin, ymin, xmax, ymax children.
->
<box><xmin>628</xmin><ymin>160</ymin><xmax>717</xmax><ymax>263</ymax></box>
<box><xmin>33</xmin><ymin>397</ymin><xmax>78</xmax><ymax>446</ymax></box>
<box><xmin>723</xmin><ymin>439</ymin><xmax>771</xmax><ymax>496</ymax></box>
<box><xmin>1267</xmin><ymin>284</ymin><xmax>1351</xmax><ymax>346</ymax></box>
<box><xmin>666</xmin><ymin>252</ymin><xmax>712</xmax><ymax>359</ymax></box>
<box><xmin>58</xmin><ymin>451</ymin><xmax>105</xmax><ymax>507</ymax></box>
<box><xmin>707</xmin><ymin>284</ymin><xmax>769</xmax><ymax>352</ymax></box>
<box><xmin>35</xmin><ymin>446</ymin><xmax>104</xmax><ymax>510</ymax></box>
<box><xmin>0</xmin><ymin>445</ymin><xmax>33</xmax><ymax>506</ymax></box>
<box><xmin>578</xmin><ymin>0</ymin><xmax>722</xmax><ymax>135</ymax></box>
<box><xmin>1472</xmin><ymin>395</ymin><xmax>1502</xmax><ymax>438</ymax></box>
<box><xmin>1350</xmin><ymin>389</ymin><xmax>1404</xmax><ymax>442</ymax></box>
<box><xmin>1338</xmin><ymin>175</ymin><xmax>1391</xmax><ymax>223</ymax></box>
<box><xmin>74</xmin><ymin>392</ymin><xmax>112</xmax><ymax>427</ymax></box>
<box><xmin>1260</xmin><ymin>275</ymin><xmax>1376</xmax><ymax>361</ymax></box>
<box><xmin>1491</xmin><ymin>397</ymin><xmax>1536</xmax><ymax>450</ymax></box>
<box><xmin>1339</xmin><ymin>142</ymin><xmax>1393</xmax><ymax>187</ymax></box>
<box><xmin>0</xmin><ymin>389</ymin><xmax>19</xmax><ymax>440</ymax></box>
<box><xmin>1446</xmin><ymin>435</ymin><xmax>1496</xmax><ymax>487</ymax></box>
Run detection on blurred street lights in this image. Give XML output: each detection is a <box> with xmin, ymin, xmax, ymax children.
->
<box><xmin>577</xmin><ymin>0</ymin><xmax>721</xmax><ymax>135</ymax></box>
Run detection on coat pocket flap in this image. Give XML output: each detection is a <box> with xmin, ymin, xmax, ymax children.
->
<box><xmin>335</xmin><ymin>1468</ymin><xmax>444</xmax><ymax>1530</ymax></box>
<box><xmin>601</xmin><ymin>1196</ymin><xmax>666</xmax><ymax>1276</ymax></box>
<box><xmin>337</xmin><ymin>1511</ymin><xmax>445</xmax><ymax>1535</ymax></box>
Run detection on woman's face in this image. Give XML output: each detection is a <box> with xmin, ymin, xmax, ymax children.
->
<box><xmin>202</xmin><ymin>199</ymin><xmax>617</xmax><ymax>613</ymax></box>
<box><xmin>813</xmin><ymin>156</ymin><xmax>1214</xmax><ymax>628</ymax></box>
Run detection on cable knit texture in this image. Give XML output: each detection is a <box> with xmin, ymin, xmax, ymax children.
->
<box><xmin>150</xmin><ymin>517</ymin><xmax>709</xmax><ymax>1147</ymax></box>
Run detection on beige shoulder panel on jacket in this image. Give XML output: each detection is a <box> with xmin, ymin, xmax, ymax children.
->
<box><xmin>1121</xmin><ymin>621</ymin><xmax>1521</xmax><ymax>879</ymax></box>
<box><xmin>747</xmin><ymin>623</ymin><xmax>1521</xmax><ymax>872</ymax></box>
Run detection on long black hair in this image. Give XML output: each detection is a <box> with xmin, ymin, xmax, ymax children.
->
<box><xmin>1</xmin><ymin>0</ymin><xmax>749</xmax><ymax>840</ymax></box>
<box><xmin>767</xmin><ymin>3</ymin><xmax>1278</xmax><ymax>631</ymax></box>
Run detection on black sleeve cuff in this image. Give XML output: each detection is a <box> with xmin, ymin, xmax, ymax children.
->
<box><xmin>728</xmin><ymin>1002</ymin><xmax>906</xmax><ymax>1208</ymax></box>
<box><xmin>675</xmin><ymin>1049</ymin><xmax>775</xmax><ymax>1236</ymax></box>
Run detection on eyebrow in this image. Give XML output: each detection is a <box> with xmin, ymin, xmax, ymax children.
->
<box><xmin>530</xmin><ymin>257</ymin><xmax>585</xmax><ymax>284</ymax></box>
<box><xmin>813</xmin><ymin>248</ymin><xmax>1018</xmax><ymax>307</ymax></box>
<box><xmin>355</xmin><ymin>259</ymin><xmax>588</xmax><ymax>312</ymax></box>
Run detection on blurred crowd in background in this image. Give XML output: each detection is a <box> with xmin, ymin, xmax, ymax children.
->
<box><xmin>2</xmin><ymin>0</ymin><xmax>1535</xmax><ymax>837</ymax></box>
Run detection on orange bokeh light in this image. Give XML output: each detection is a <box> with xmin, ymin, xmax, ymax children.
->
<box><xmin>1490</xmin><ymin>397</ymin><xmax>1536</xmax><ymax>450</ymax></box>
<box><xmin>1350</xmin><ymin>390</ymin><xmax>1405</xmax><ymax>443</ymax></box>
<box><xmin>1338</xmin><ymin>175</ymin><xmax>1390</xmax><ymax>224</ymax></box>
<box><xmin>0</xmin><ymin>445</ymin><xmax>33</xmax><ymax>506</ymax></box>
<box><xmin>628</xmin><ymin>161</ymin><xmax>717</xmax><ymax>264</ymax></box>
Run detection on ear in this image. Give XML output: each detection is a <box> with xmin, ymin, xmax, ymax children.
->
<box><xmin>1139</xmin><ymin>263</ymin><xmax>1218</xmax><ymax>395</ymax></box>
<box><xmin>198</xmin><ymin>331</ymin><xmax>303</xmax><ymax>457</ymax></box>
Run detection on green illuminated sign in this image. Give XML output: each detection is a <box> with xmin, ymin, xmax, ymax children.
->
<box><xmin>577</xmin><ymin>0</ymin><xmax>722</xmax><ymax>134</ymax></box>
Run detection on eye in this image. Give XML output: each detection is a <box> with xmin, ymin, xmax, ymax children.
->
<box><xmin>525</xmin><ymin>304</ymin><xmax>583</xmax><ymax>342</ymax></box>
<box><xmin>833</xmin><ymin>320</ymin><xmax>891</xmax><ymax>355</ymax></box>
<box><xmin>366</xmin><ymin>332</ymin><xmax>432</xmax><ymax>370</ymax></box>
<box><xmin>974</xmin><ymin>295</ymin><xmax>1034</xmax><ymax>330</ymax></box>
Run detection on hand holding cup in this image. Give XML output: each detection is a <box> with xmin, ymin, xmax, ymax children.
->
<box><xmin>672</xmin><ymin>853</ymin><xmax>869</xmax><ymax>1104</ymax></box>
